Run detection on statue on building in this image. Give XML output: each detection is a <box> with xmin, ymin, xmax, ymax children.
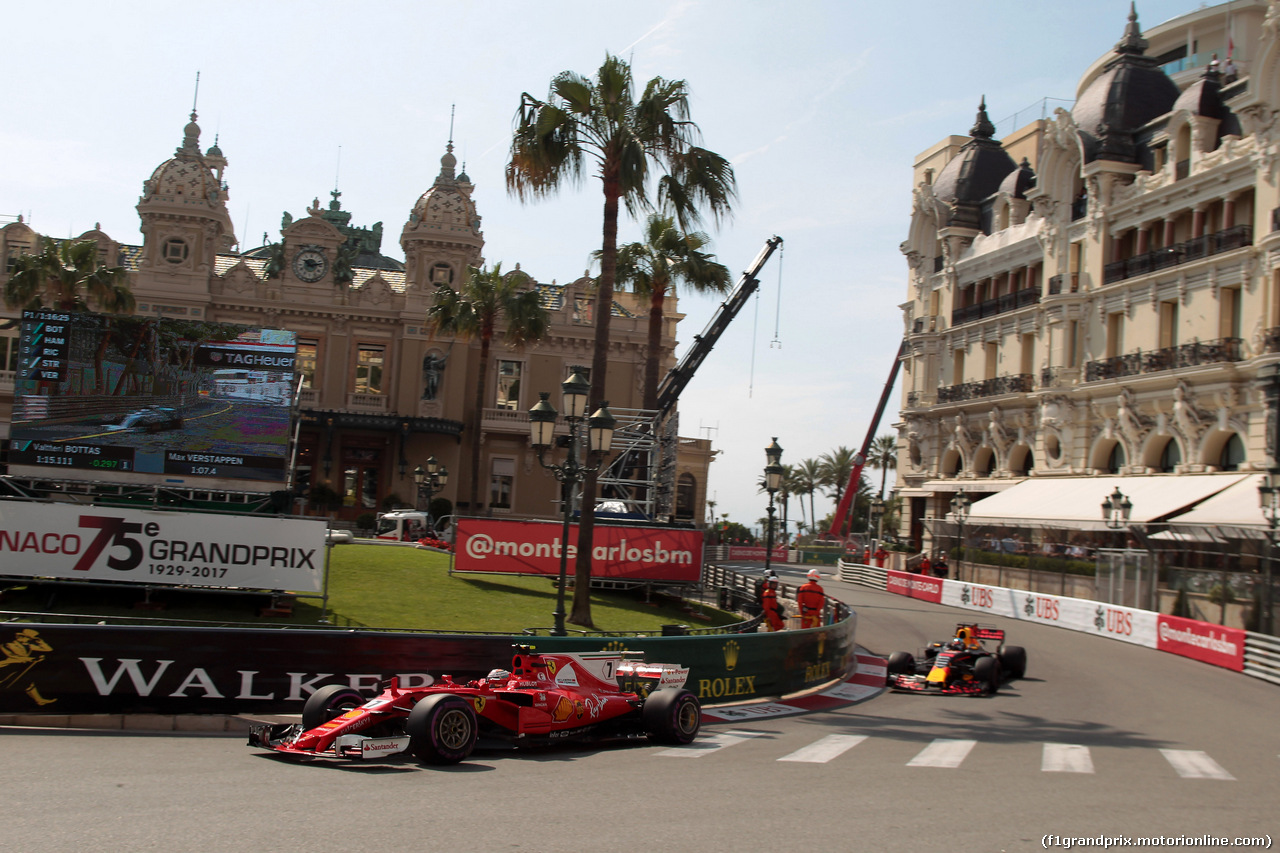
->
<box><xmin>1172</xmin><ymin>382</ymin><xmax>1204</xmax><ymax>442</ymax></box>
<box><xmin>422</xmin><ymin>351</ymin><xmax>448</xmax><ymax>400</ymax></box>
<box><xmin>1116</xmin><ymin>389</ymin><xmax>1144</xmax><ymax>451</ymax></box>
<box><xmin>987</xmin><ymin>406</ymin><xmax>1010</xmax><ymax>454</ymax></box>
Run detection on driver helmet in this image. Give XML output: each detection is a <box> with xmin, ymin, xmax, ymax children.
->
<box><xmin>486</xmin><ymin>668</ymin><xmax>511</xmax><ymax>684</ymax></box>
<box><xmin>955</xmin><ymin>627</ymin><xmax>973</xmax><ymax>646</ymax></box>
<box><xmin>762</xmin><ymin>570</ymin><xmax>777</xmax><ymax>585</ymax></box>
<box><xmin>806</xmin><ymin>569</ymin><xmax>821</xmax><ymax>581</ymax></box>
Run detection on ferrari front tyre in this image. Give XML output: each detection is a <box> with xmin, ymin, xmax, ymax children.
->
<box><xmin>997</xmin><ymin>644</ymin><xmax>1027</xmax><ymax>680</ymax></box>
<box><xmin>407</xmin><ymin>695</ymin><xmax>477</xmax><ymax>765</ymax></box>
<box><xmin>302</xmin><ymin>685</ymin><xmax>366</xmax><ymax>730</ymax></box>
<box><xmin>643</xmin><ymin>688</ymin><xmax>701</xmax><ymax>744</ymax></box>
<box><xmin>973</xmin><ymin>655</ymin><xmax>1001</xmax><ymax>695</ymax></box>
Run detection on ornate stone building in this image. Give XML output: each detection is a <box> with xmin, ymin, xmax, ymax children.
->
<box><xmin>897</xmin><ymin>0</ymin><xmax>1280</xmax><ymax>539</ymax></box>
<box><xmin>0</xmin><ymin>114</ymin><xmax>716</xmax><ymax>525</ymax></box>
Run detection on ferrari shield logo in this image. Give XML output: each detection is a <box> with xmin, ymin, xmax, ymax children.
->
<box><xmin>472</xmin><ymin>696</ymin><xmax>486</xmax><ymax>714</ymax></box>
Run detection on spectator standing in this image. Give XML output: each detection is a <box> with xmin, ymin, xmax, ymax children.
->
<box><xmin>873</xmin><ymin>546</ymin><xmax>888</xmax><ymax>568</ymax></box>
<box><xmin>918</xmin><ymin>553</ymin><xmax>931</xmax><ymax>575</ymax></box>
<box><xmin>797</xmin><ymin>569</ymin><xmax>826</xmax><ymax>628</ymax></box>
<box><xmin>759</xmin><ymin>571</ymin><xmax>785</xmax><ymax>632</ymax></box>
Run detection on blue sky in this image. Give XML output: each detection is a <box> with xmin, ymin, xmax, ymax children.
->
<box><xmin>2</xmin><ymin>0</ymin><xmax>1205</xmax><ymax>532</ymax></box>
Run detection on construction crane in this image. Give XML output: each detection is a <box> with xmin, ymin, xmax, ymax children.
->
<box><xmin>654</xmin><ymin>235</ymin><xmax>783</xmax><ymax>420</ymax></box>
<box><xmin>823</xmin><ymin>341</ymin><xmax>906</xmax><ymax>542</ymax></box>
<box><xmin>598</xmin><ymin>236</ymin><xmax>783</xmax><ymax>518</ymax></box>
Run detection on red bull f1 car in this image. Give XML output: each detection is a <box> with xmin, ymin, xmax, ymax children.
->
<box><xmin>248</xmin><ymin>645</ymin><xmax>701</xmax><ymax>764</ymax></box>
<box><xmin>885</xmin><ymin>624</ymin><xmax>1027</xmax><ymax>695</ymax></box>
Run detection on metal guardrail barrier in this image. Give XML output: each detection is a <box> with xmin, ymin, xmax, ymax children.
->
<box><xmin>1245</xmin><ymin>631</ymin><xmax>1280</xmax><ymax>686</ymax></box>
<box><xmin>842</xmin><ymin>559</ymin><xmax>1279</xmax><ymax>689</ymax></box>
<box><xmin>838</xmin><ymin>559</ymin><xmax>887</xmax><ymax>590</ymax></box>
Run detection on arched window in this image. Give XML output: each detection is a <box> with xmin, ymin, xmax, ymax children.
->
<box><xmin>676</xmin><ymin>473</ymin><xmax>697</xmax><ymax>520</ymax></box>
<box><xmin>1009</xmin><ymin>446</ymin><xmax>1033</xmax><ymax>477</ymax></box>
<box><xmin>1105</xmin><ymin>442</ymin><xmax>1126</xmax><ymax>474</ymax></box>
<box><xmin>1158</xmin><ymin>438</ymin><xmax>1182</xmax><ymax>473</ymax></box>
<box><xmin>1219</xmin><ymin>434</ymin><xmax>1245</xmax><ymax>471</ymax></box>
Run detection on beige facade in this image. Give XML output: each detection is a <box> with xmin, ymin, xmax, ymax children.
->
<box><xmin>0</xmin><ymin>115</ymin><xmax>716</xmax><ymax>525</ymax></box>
<box><xmin>897</xmin><ymin>1</ymin><xmax>1280</xmax><ymax>539</ymax></box>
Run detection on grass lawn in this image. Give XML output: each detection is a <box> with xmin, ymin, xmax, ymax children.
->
<box><xmin>0</xmin><ymin>542</ymin><xmax>737</xmax><ymax>635</ymax></box>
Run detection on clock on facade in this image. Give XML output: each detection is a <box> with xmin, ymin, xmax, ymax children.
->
<box><xmin>292</xmin><ymin>248</ymin><xmax>328</xmax><ymax>282</ymax></box>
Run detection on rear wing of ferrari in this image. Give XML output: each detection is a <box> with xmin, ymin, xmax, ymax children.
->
<box><xmin>958</xmin><ymin>623</ymin><xmax>1005</xmax><ymax>643</ymax></box>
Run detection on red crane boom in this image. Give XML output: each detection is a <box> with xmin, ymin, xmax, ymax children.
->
<box><xmin>824</xmin><ymin>342</ymin><xmax>905</xmax><ymax>540</ymax></box>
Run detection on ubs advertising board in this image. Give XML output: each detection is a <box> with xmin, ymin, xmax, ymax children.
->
<box><xmin>9</xmin><ymin>311</ymin><xmax>296</xmax><ymax>490</ymax></box>
<box><xmin>0</xmin><ymin>500</ymin><xmax>326</xmax><ymax>592</ymax></box>
<box><xmin>455</xmin><ymin>518</ymin><xmax>702</xmax><ymax>582</ymax></box>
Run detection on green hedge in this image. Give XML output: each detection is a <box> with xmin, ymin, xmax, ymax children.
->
<box><xmin>953</xmin><ymin>547</ymin><xmax>1096</xmax><ymax>577</ymax></box>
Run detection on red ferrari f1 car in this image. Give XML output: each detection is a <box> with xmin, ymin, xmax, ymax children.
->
<box><xmin>248</xmin><ymin>645</ymin><xmax>701</xmax><ymax>764</ymax></box>
<box><xmin>885</xmin><ymin>624</ymin><xmax>1027</xmax><ymax>695</ymax></box>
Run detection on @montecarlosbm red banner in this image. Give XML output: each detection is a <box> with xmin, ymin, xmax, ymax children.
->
<box><xmin>455</xmin><ymin>518</ymin><xmax>702</xmax><ymax>582</ymax></box>
<box><xmin>1155</xmin><ymin>614</ymin><xmax>1246</xmax><ymax>672</ymax></box>
<box><xmin>885</xmin><ymin>569</ymin><xmax>944</xmax><ymax>604</ymax></box>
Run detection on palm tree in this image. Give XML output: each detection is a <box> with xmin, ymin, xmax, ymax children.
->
<box><xmin>4</xmin><ymin>237</ymin><xmax>134</xmax><ymax>315</ymax></box>
<box><xmin>507</xmin><ymin>53</ymin><xmax>736</xmax><ymax>628</ymax></box>
<box><xmin>819</xmin><ymin>446</ymin><xmax>858</xmax><ymax>510</ymax></box>
<box><xmin>610</xmin><ymin>214</ymin><xmax>729</xmax><ymax>409</ymax></box>
<box><xmin>869</xmin><ymin>433</ymin><xmax>898</xmax><ymax>498</ymax></box>
<box><xmin>426</xmin><ymin>263</ymin><xmax>549</xmax><ymax>512</ymax></box>
<box><xmin>794</xmin><ymin>458</ymin><xmax>823</xmax><ymax>534</ymax></box>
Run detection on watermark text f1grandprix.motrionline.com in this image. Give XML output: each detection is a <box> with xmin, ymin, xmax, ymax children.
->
<box><xmin>1043</xmin><ymin>835</ymin><xmax>1272</xmax><ymax>849</ymax></box>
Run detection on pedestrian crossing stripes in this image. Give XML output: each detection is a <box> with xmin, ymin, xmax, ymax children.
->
<box><xmin>1159</xmin><ymin>749</ymin><xmax>1236</xmax><ymax>780</ymax></box>
<box><xmin>657</xmin><ymin>735</ymin><xmax>1242</xmax><ymax>779</ymax></box>
<box><xmin>777</xmin><ymin>734</ymin><xmax>867</xmax><ymax>763</ymax></box>
<box><xmin>906</xmin><ymin>738</ymin><xmax>977</xmax><ymax>768</ymax></box>
<box><xmin>1042</xmin><ymin>742</ymin><xmax>1095</xmax><ymax>773</ymax></box>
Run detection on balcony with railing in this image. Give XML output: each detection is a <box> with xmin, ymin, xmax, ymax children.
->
<box><xmin>346</xmin><ymin>392</ymin><xmax>388</xmax><ymax>413</ymax></box>
<box><xmin>296</xmin><ymin>388</ymin><xmax>319</xmax><ymax>408</ymax></box>
<box><xmin>1084</xmin><ymin>337</ymin><xmax>1243</xmax><ymax>382</ymax></box>
<box><xmin>1103</xmin><ymin>225</ymin><xmax>1253</xmax><ymax>285</ymax></box>
<box><xmin>1039</xmin><ymin>366</ymin><xmax>1080</xmax><ymax>389</ymax></box>
<box><xmin>950</xmin><ymin>286</ymin><xmax>1040</xmax><ymax>327</ymax></box>
<box><xmin>936</xmin><ymin>373</ymin><xmax>1034</xmax><ymax>403</ymax></box>
<box><xmin>1046</xmin><ymin>273</ymin><xmax>1080</xmax><ymax>295</ymax></box>
<box><xmin>482</xmin><ymin>406</ymin><xmax>532</xmax><ymax>434</ymax></box>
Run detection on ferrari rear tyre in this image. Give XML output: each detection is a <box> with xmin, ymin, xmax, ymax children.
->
<box><xmin>302</xmin><ymin>685</ymin><xmax>365</xmax><ymax>730</ymax></box>
<box><xmin>973</xmin><ymin>656</ymin><xmax>1001</xmax><ymax>695</ymax></box>
<box><xmin>887</xmin><ymin>651</ymin><xmax>916</xmax><ymax>677</ymax></box>
<box><xmin>407</xmin><ymin>695</ymin><xmax>477</xmax><ymax>765</ymax></box>
<box><xmin>998</xmin><ymin>644</ymin><xmax>1027</xmax><ymax>680</ymax></box>
<box><xmin>643</xmin><ymin>688</ymin><xmax>701</xmax><ymax>744</ymax></box>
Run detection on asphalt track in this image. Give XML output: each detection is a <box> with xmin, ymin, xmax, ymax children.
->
<box><xmin>3</xmin><ymin>567</ymin><xmax>1278</xmax><ymax>852</ymax></box>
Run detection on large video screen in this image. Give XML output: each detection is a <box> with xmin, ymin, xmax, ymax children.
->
<box><xmin>9</xmin><ymin>310</ymin><xmax>296</xmax><ymax>486</ymax></box>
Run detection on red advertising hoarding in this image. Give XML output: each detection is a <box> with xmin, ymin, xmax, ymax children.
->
<box><xmin>725</xmin><ymin>545</ymin><xmax>789</xmax><ymax>562</ymax></box>
<box><xmin>455</xmin><ymin>518</ymin><xmax>702</xmax><ymax>582</ymax></box>
<box><xmin>1156</xmin><ymin>614</ymin><xmax>1245</xmax><ymax>672</ymax></box>
<box><xmin>885</xmin><ymin>569</ymin><xmax>944</xmax><ymax>604</ymax></box>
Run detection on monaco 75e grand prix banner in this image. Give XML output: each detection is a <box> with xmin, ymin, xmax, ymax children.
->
<box><xmin>0</xmin><ymin>499</ymin><xmax>326</xmax><ymax>592</ymax></box>
<box><xmin>455</xmin><ymin>518</ymin><xmax>702</xmax><ymax>582</ymax></box>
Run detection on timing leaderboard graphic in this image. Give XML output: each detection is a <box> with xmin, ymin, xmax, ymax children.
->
<box><xmin>9</xmin><ymin>311</ymin><xmax>296</xmax><ymax>487</ymax></box>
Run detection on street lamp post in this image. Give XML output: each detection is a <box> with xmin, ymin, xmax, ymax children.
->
<box><xmin>1258</xmin><ymin>472</ymin><xmax>1279</xmax><ymax>636</ymax></box>
<box><xmin>413</xmin><ymin>457</ymin><xmax>449</xmax><ymax>533</ymax></box>
<box><xmin>528</xmin><ymin>370</ymin><xmax>616</xmax><ymax>636</ymax></box>
<box><xmin>950</xmin><ymin>494</ymin><xmax>971</xmax><ymax>581</ymax></box>
<box><xmin>1101</xmin><ymin>487</ymin><xmax>1134</xmax><ymax>608</ymax></box>
<box><xmin>763</xmin><ymin>438</ymin><xmax>784</xmax><ymax>574</ymax></box>
<box><xmin>870</xmin><ymin>497</ymin><xmax>885</xmax><ymax>549</ymax></box>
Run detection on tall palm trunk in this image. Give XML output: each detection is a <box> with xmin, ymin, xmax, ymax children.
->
<box><xmin>571</xmin><ymin>174</ymin><xmax>620</xmax><ymax>627</ymax></box>
<box><xmin>643</xmin><ymin>281</ymin><xmax>667</xmax><ymax>410</ymax></box>
<box><xmin>470</xmin><ymin>322</ymin><xmax>493</xmax><ymax>512</ymax></box>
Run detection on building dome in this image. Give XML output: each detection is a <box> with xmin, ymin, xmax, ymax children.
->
<box><xmin>1071</xmin><ymin>6</ymin><xmax>1179</xmax><ymax>164</ymax></box>
<box><xmin>405</xmin><ymin>142</ymin><xmax>481</xmax><ymax>240</ymax></box>
<box><xmin>932</xmin><ymin>99</ymin><xmax>1017</xmax><ymax>230</ymax></box>
<box><xmin>998</xmin><ymin>157</ymin><xmax>1036</xmax><ymax>199</ymax></box>
<box><xmin>140</xmin><ymin>111</ymin><xmax>225</xmax><ymax>208</ymax></box>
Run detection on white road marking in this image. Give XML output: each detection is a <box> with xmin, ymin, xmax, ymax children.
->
<box><xmin>1042</xmin><ymin>743</ymin><xmax>1095</xmax><ymax>773</ymax></box>
<box><xmin>906</xmin><ymin>738</ymin><xmax>977</xmax><ymax>768</ymax></box>
<box><xmin>1159</xmin><ymin>749</ymin><xmax>1235</xmax><ymax>780</ymax></box>
<box><xmin>658</xmin><ymin>730</ymin><xmax>764</xmax><ymax>757</ymax></box>
<box><xmin>777</xmin><ymin>734</ymin><xmax>868</xmax><ymax>764</ymax></box>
